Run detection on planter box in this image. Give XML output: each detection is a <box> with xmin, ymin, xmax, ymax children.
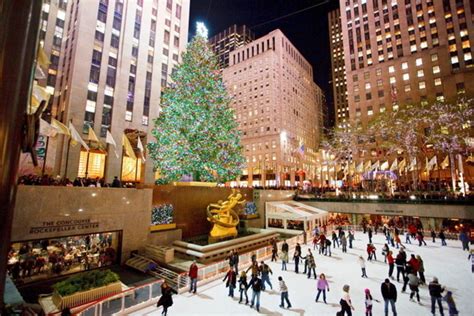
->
<box><xmin>172</xmin><ymin>181</ymin><xmax>217</xmax><ymax>187</ymax></box>
<box><xmin>150</xmin><ymin>223</ymin><xmax>177</xmax><ymax>231</ymax></box>
<box><xmin>145</xmin><ymin>244</ymin><xmax>175</xmax><ymax>263</ymax></box>
<box><xmin>241</xmin><ymin>214</ymin><xmax>259</xmax><ymax>220</ymax></box>
<box><xmin>52</xmin><ymin>281</ymin><xmax>122</xmax><ymax>310</ymax></box>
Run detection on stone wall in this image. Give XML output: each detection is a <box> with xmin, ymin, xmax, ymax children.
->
<box><xmin>12</xmin><ymin>186</ymin><xmax>153</xmax><ymax>263</ymax></box>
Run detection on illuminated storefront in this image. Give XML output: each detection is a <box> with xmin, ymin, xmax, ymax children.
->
<box><xmin>78</xmin><ymin>150</ymin><xmax>106</xmax><ymax>178</ymax></box>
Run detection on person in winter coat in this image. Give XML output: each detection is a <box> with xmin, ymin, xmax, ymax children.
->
<box><xmin>325</xmin><ymin>239</ymin><xmax>332</xmax><ymax>256</ymax></box>
<box><xmin>278</xmin><ymin>276</ymin><xmax>292</xmax><ymax>308</ymax></box>
<box><xmin>382</xmin><ymin>244</ymin><xmax>390</xmax><ymax>263</ymax></box>
<box><xmin>157</xmin><ymin>281</ymin><xmax>177</xmax><ymax>316</ymax></box>
<box><xmin>365</xmin><ymin>288</ymin><xmax>373</xmax><ymax>316</ymax></box>
<box><xmin>306</xmin><ymin>250</ymin><xmax>317</xmax><ymax>279</ymax></box>
<box><xmin>315</xmin><ymin>273</ymin><xmax>329</xmax><ymax>303</ymax></box>
<box><xmin>313</xmin><ymin>235</ymin><xmax>319</xmax><ymax>250</ymax></box>
<box><xmin>281</xmin><ymin>248</ymin><xmax>289</xmax><ymax>271</ymax></box>
<box><xmin>293</xmin><ymin>249</ymin><xmax>302</xmax><ymax>273</ymax></box>
<box><xmin>271</xmin><ymin>239</ymin><xmax>278</xmax><ymax>262</ymax></box>
<box><xmin>431</xmin><ymin>229</ymin><xmax>437</xmax><ymax>243</ymax></box>
<box><xmin>468</xmin><ymin>249</ymin><xmax>474</xmax><ymax>273</ymax></box>
<box><xmin>429</xmin><ymin>277</ymin><xmax>445</xmax><ymax>316</ymax></box>
<box><xmin>282</xmin><ymin>240</ymin><xmax>289</xmax><ymax>254</ymax></box>
<box><xmin>319</xmin><ymin>234</ymin><xmax>327</xmax><ymax>254</ymax></box>
<box><xmin>443</xmin><ymin>290</ymin><xmax>458</xmax><ymax>316</ymax></box>
<box><xmin>339</xmin><ymin>284</ymin><xmax>355</xmax><ymax>316</ymax></box>
<box><xmin>246</xmin><ymin>261</ymin><xmax>260</xmax><ymax>278</ymax></box>
<box><xmin>408</xmin><ymin>271</ymin><xmax>421</xmax><ymax>303</ymax></box>
<box><xmin>348</xmin><ymin>231</ymin><xmax>355</xmax><ymax>249</ymax></box>
<box><xmin>380</xmin><ymin>278</ymin><xmax>397</xmax><ymax>316</ymax></box>
<box><xmin>341</xmin><ymin>234</ymin><xmax>348</xmax><ymax>253</ymax></box>
<box><xmin>222</xmin><ymin>266</ymin><xmax>237</xmax><ymax>297</ymax></box>
<box><xmin>368</xmin><ymin>227</ymin><xmax>373</xmax><ymax>244</ymax></box>
<box><xmin>367</xmin><ymin>244</ymin><xmax>374</xmax><ymax>261</ymax></box>
<box><xmin>408</xmin><ymin>254</ymin><xmax>420</xmax><ymax>274</ymax></box>
<box><xmin>259</xmin><ymin>261</ymin><xmax>273</xmax><ymax>291</ymax></box>
<box><xmin>402</xmin><ymin>263</ymin><xmax>412</xmax><ymax>293</ymax></box>
<box><xmin>387</xmin><ymin>251</ymin><xmax>395</xmax><ymax>279</ymax></box>
<box><xmin>332</xmin><ymin>231</ymin><xmax>340</xmax><ymax>248</ymax></box>
<box><xmin>359</xmin><ymin>256</ymin><xmax>368</xmax><ymax>278</ymax></box>
<box><xmin>439</xmin><ymin>230</ymin><xmax>447</xmax><ymax>246</ymax></box>
<box><xmin>238</xmin><ymin>270</ymin><xmax>249</xmax><ymax>304</ymax></box>
<box><xmin>395</xmin><ymin>252</ymin><xmax>406</xmax><ymax>282</ymax></box>
<box><xmin>188</xmin><ymin>261</ymin><xmax>198</xmax><ymax>294</ymax></box>
<box><xmin>416</xmin><ymin>255</ymin><xmax>426</xmax><ymax>284</ymax></box>
<box><xmin>295</xmin><ymin>243</ymin><xmax>301</xmax><ymax>254</ymax></box>
<box><xmin>232</xmin><ymin>250</ymin><xmax>240</xmax><ymax>275</ymax></box>
<box><xmin>417</xmin><ymin>231</ymin><xmax>427</xmax><ymax>246</ymax></box>
<box><xmin>248</xmin><ymin>275</ymin><xmax>263</xmax><ymax>312</ymax></box>
<box><xmin>459</xmin><ymin>231</ymin><xmax>469</xmax><ymax>251</ymax></box>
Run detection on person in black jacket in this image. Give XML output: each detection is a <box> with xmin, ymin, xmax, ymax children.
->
<box><xmin>293</xmin><ymin>249</ymin><xmax>302</xmax><ymax>273</ymax></box>
<box><xmin>223</xmin><ymin>266</ymin><xmax>237</xmax><ymax>297</ymax></box>
<box><xmin>157</xmin><ymin>281</ymin><xmax>178</xmax><ymax>316</ymax></box>
<box><xmin>428</xmin><ymin>277</ymin><xmax>445</xmax><ymax>316</ymax></box>
<box><xmin>380</xmin><ymin>278</ymin><xmax>397</xmax><ymax>316</ymax></box>
<box><xmin>238</xmin><ymin>270</ymin><xmax>249</xmax><ymax>304</ymax></box>
<box><xmin>248</xmin><ymin>275</ymin><xmax>263</xmax><ymax>312</ymax></box>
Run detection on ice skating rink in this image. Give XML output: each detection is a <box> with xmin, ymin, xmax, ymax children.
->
<box><xmin>131</xmin><ymin>233</ymin><xmax>473</xmax><ymax>315</ymax></box>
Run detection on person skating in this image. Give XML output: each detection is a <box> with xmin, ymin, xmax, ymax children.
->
<box><xmin>278</xmin><ymin>276</ymin><xmax>292</xmax><ymax>309</ymax></box>
<box><xmin>332</xmin><ymin>231</ymin><xmax>340</xmax><ymax>248</ymax></box>
<box><xmin>405</xmin><ymin>230</ymin><xmax>412</xmax><ymax>244</ymax></box>
<box><xmin>348</xmin><ymin>230</ymin><xmax>354</xmax><ymax>249</ymax></box>
<box><xmin>248</xmin><ymin>275</ymin><xmax>263</xmax><ymax>312</ymax></box>
<box><xmin>417</xmin><ymin>230</ymin><xmax>427</xmax><ymax>246</ymax></box>
<box><xmin>325</xmin><ymin>238</ymin><xmax>332</xmax><ymax>256</ymax></box>
<box><xmin>315</xmin><ymin>273</ymin><xmax>329</xmax><ymax>303</ymax></box>
<box><xmin>339</xmin><ymin>284</ymin><xmax>355</xmax><ymax>316</ymax></box>
<box><xmin>271</xmin><ymin>239</ymin><xmax>278</xmax><ymax>262</ymax></box>
<box><xmin>365</xmin><ymin>288</ymin><xmax>373</xmax><ymax>316</ymax></box>
<box><xmin>293</xmin><ymin>248</ymin><xmax>302</xmax><ymax>273</ymax></box>
<box><xmin>222</xmin><ymin>266</ymin><xmax>237</xmax><ymax>298</ymax></box>
<box><xmin>381</xmin><ymin>278</ymin><xmax>398</xmax><ymax>316</ymax></box>
<box><xmin>368</xmin><ymin>226</ymin><xmax>373</xmax><ymax>244</ymax></box>
<box><xmin>238</xmin><ymin>271</ymin><xmax>249</xmax><ymax>304</ymax></box>
<box><xmin>246</xmin><ymin>261</ymin><xmax>260</xmax><ymax>278</ymax></box>
<box><xmin>431</xmin><ymin>229</ymin><xmax>437</xmax><ymax>243</ymax></box>
<box><xmin>439</xmin><ymin>230</ymin><xmax>447</xmax><ymax>246</ymax></box>
<box><xmin>188</xmin><ymin>260</ymin><xmax>198</xmax><ymax>294</ymax></box>
<box><xmin>428</xmin><ymin>277</ymin><xmax>445</xmax><ymax>316</ymax></box>
<box><xmin>395</xmin><ymin>252</ymin><xmax>405</xmax><ymax>282</ymax></box>
<box><xmin>416</xmin><ymin>255</ymin><xmax>426</xmax><ymax>284</ymax></box>
<box><xmin>259</xmin><ymin>261</ymin><xmax>273</xmax><ymax>291</ymax></box>
<box><xmin>232</xmin><ymin>250</ymin><xmax>240</xmax><ymax>275</ymax></box>
<box><xmin>408</xmin><ymin>254</ymin><xmax>420</xmax><ymax>276</ymax></box>
<box><xmin>157</xmin><ymin>281</ymin><xmax>178</xmax><ymax>316</ymax></box>
<box><xmin>312</xmin><ymin>235</ymin><xmax>319</xmax><ymax>251</ymax></box>
<box><xmin>468</xmin><ymin>249</ymin><xmax>474</xmax><ymax>273</ymax></box>
<box><xmin>306</xmin><ymin>250</ymin><xmax>317</xmax><ymax>279</ymax></box>
<box><xmin>341</xmin><ymin>234</ymin><xmax>348</xmax><ymax>253</ymax></box>
<box><xmin>408</xmin><ymin>271</ymin><xmax>421</xmax><ymax>303</ymax></box>
<box><xmin>459</xmin><ymin>231</ymin><xmax>470</xmax><ymax>251</ymax></box>
<box><xmin>394</xmin><ymin>233</ymin><xmax>402</xmax><ymax>249</ymax></box>
<box><xmin>359</xmin><ymin>256</ymin><xmax>368</xmax><ymax>278</ymax></box>
<box><xmin>319</xmin><ymin>233</ymin><xmax>327</xmax><ymax>255</ymax></box>
<box><xmin>387</xmin><ymin>251</ymin><xmax>395</xmax><ymax>279</ymax></box>
<box><xmin>281</xmin><ymin>239</ymin><xmax>289</xmax><ymax>256</ymax></box>
<box><xmin>402</xmin><ymin>263</ymin><xmax>412</xmax><ymax>293</ymax></box>
<box><xmin>443</xmin><ymin>290</ymin><xmax>458</xmax><ymax>316</ymax></box>
<box><xmin>295</xmin><ymin>242</ymin><xmax>301</xmax><ymax>255</ymax></box>
<box><xmin>281</xmin><ymin>247</ymin><xmax>289</xmax><ymax>271</ymax></box>
<box><xmin>382</xmin><ymin>244</ymin><xmax>390</xmax><ymax>263</ymax></box>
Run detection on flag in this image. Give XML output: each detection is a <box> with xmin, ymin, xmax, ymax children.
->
<box><xmin>380</xmin><ymin>160</ymin><xmax>389</xmax><ymax>171</ymax></box>
<box><xmin>137</xmin><ymin>136</ymin><xmax>146</xmax><ymax>162</ymax></box>
<box><xmin>51</xmin><ymin>118</ymin><xmax>70</xmax><ymax>136</ymax></box>
<box><xmin>390</xmin><ymin>159</ymin><xmax>398</xmax><ymax>171</ymax></box>
<box><xmin>37</xmin><ymin>45</ymin><xmax>50</xmax><ymax>68</ymax></box>
<box><xmin>106</xmin><ymin>130</ymin><xmax>119</xmax><ymax>159</ymax></box>
<box><xmin>297</xmin><ymin>143</ymin><xmax>305</xmax><ymax>157</ymax></box>
<box><xmin>69</xmin><ymin>122</ymin><xmax>89</xmax><ymax>151</ymax></box>
<box><xmin>440</xmin><ymin>156</ymin><xmax>449</xmax><ymax>169</ymax></box>
<box><xmin>364</xmin><ymin>160</ymin><xmax>372</xmax><ymax>172</ymax></box>
<box><xmin>122</xmin><ymin>134</ymin><xmax>137</xmax><ymax>160</ymax></box>
<box><xmin>87</xmin><ymin>126</ymin><xmax>100</xmax><ymax>142</ymax></box>
<box><xmin>30</xmin><ymin>83</ymin><xmax>50</xmax><ymax>114</ymax></box>
<box><xmin>370</xmin><ymin>160</ymin><xmax>380</xmax><ymax>171</ymax></box>
<box><xmin>426</xmin><ymin>156</ymin><xmax>437</xmax><ymax>172</ymax></box>
<box><xmin>39</xmin><ymin>118</ymin><xmax>57</xmax><ymax>137</ymax></box>
<box><xmin>398</xmin><ymin>158</ymin><xmax>406</xmax><ymax>171</ymax></box>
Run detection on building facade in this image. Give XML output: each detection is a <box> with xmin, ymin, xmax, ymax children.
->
<box><xmin>328</xmin><ymin>8</ymin><xmax>349</xmax><ymax>129</ymax></box>
<box><xmin>48</xmin><ymin>0</ymin><xmax>190</xmax><ymax>184</ymax></box>
<box><xmin>339</xmin><ymin>0</ymin><xmax>474</xmax><ymax>127</ymax></box>
<box><xmin>223</xmin><ymin>29</ymin><xmax>323</xmax><ymax>187</ymax></box>
<box><xmin>208</xmin><ymin>24</ymin><xmax>254</xmax><ymax>69</ymax></box>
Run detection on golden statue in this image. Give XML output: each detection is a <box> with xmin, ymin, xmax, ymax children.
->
<box><xmin>206</xmin><ymin>189</ymin><xmax>245</xmax><ymax>243</ymax></box>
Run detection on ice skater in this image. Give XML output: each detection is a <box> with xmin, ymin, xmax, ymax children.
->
<box><xmin>359</xmin><ymin>256</ymin><xmax>368</xmax><ymax>278</ymax></box>
<box><xmin>306</xmin><ymin>250</ymin><xmax>317</xmax><ymax>279</ymax></box>
<box><xmin>248</xmin><ymin>275</ymin><xmax>263</xmax><ymax>312</ymax></box>
<box><xmin>222</xmin><ymin>266</ymin><xmax>237</xmax><ymax>297</ymax></box>
<box><xmin>259</xmin><ymin>261</ymin><xmax>273</xmax><ymax>291</ymax></box>
<box><xmin>238</xmin><ymin>271</ymin><xmax>249</xmax><ymax>304</ymax></box>
<box><xmin>339</xmin><ymin>284</ymin><xmax>355</xmax><ymax>316</ymax></box>
<box><xmin>365</xmin><ymin>288</ymin><xmax>373</xmax><ymax>316</ymax></box>
<box><xmin>315</xmin><ymin>273</ymin><xmax>329</xmax><ymax>303</ymax></box>
<box><xmin>293</xmin><ymin>248</ymin><xmax>302</xmax><ymax>273</ymax></box>
<box><xmin>348</xmin><ymin>230</ymin><xmax>354</xmax><ymax>249</ymax></box>
<box><xmin>387</xmin><ymin>251</ymin><xmax>395</xmax><ymax>279</ymax></box>
<box><xmin>429</xmin><ymin>277</ymin><xmax>445</xmax><ymax>316</ymax></box>
<box><xmin>381</xmin><ymin>278</ymin><xmax>398</xmax><ymax>316</ymax></box>
<box><xmin>332</xmin><ymin>231</ymin><xmax>340</xmax><ymax>248</ymax></box>
<box><xmin>408</xmin><ymin>271</ymin><xmax>421</xmax><ymax>303</ymax></box>
<box><xmin>278</xmin><ymin>276</ymin><xmax>292</xmax><ymax>308</ymax></box>
<box><xmin>156</xmin><ymin>281</ymin><xmax>178</xmax><ymax>316</ymax></box>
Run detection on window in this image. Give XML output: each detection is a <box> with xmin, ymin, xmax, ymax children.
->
<box><xmin>125</xmin><ymin>110</ymin><xmax>132</xmax><ymax>121</ymax></box>
<box><xmin>367</xmin><ymin>106</ymin><xmax>373</xmax><ymax>116</ymax></box>
<box><xmin>415</xmin><ymin>58</ymin><xmax>423</xmax><ymax>66</ymax></box>
<box><xmin>365</xmin><ymin>82</ymin><xmax>371</xmax><ymax>90</ymax></box>
<box><xmin>404</xmin><ymin>84</ymin><xmax>411</xmax><ymax>92</ymax></box>
<box><xmin>377</xmin><ymin>79</ymin><xmax>383</xmax><ymax>87</ymax></box>
<box><xmin>436</xmin><ymin>93</ymin><xmax>444</xmax><ymax>102</ymax></box>
<box><xmin>166</xmin><ymin>0</ymin><xmax>172</xmax><ymax>10</ymax></box>
<box><xmin>419</xmin><ymin>81</ymin><xmax>426</xmax><ymax>89</ymax></box>
<box><xmin>456</xmin><ymin>82</ymin><xmax>465</xmax><ymax>94</ymax></box>
<box><xmin>402</xmin><ymin>62</ymin><xmax>408</xmax><ymax>70</ymax></box>
<box><xmin>173</xmin><ymin>36</ymin><xmax>179</xmax><ymax>47</ymax></box>
<box><xmin>389</xmin><ymin>66</ymin><xmax>395</xmax><ymax>73</ymax></box>
<box><xmin>431</xmin><ymin>53</ymin><xmax>438</xmax><ymax>62</ymax></box>
<box><xmin>95</xmin><ymin>30</ymin><xmax>104</xmax><ymax>42</ymax></box>
<box><xmin>110</xmin><ymin>34</ymin><xmax>120</xmax><ymax>48</ymax></box>
<box><xmin>92</xmin><ymin>49</ymin><xmax>102</xmax><ymax>65</ymax></box>
<box><xmin>376</xmin><ymin>68</ymin><xmax>382</xmax><ymax>76</ymax></box>
<box><xmin>403</xmin><ymin>73</ymin><xmax>410</xmax><ymax>81</ymax></box>
<box><xmin>106</xmin><ymin>67</ymin><xmax>116</xmax><ymax>86</ymax></box>
<box><xmin>417</xmin><ymin>69</ymin><xmax>424</xmax><ymax>77</ymax></box>
<box><xmin>434</xmin><ymin>78</ymin><xmax>442</xmax><ymax>86</ymax></box>
<box><xmin>176</xmin><ymin>4</ymin><xmax>181</xmax><ymax>19</ymax></box>
<box><xmin>378</xmin><ymin>90</ymin><xmax>384</xmax><ymax>97</ymax></box>
<box><xmin>366</xmin><ymin>92</ymin><xmax>372</xmax><ymax>100</ymax></box>
<box><xmin>432</xmin><ymin>65</ymin><xmax>440</xmax><ymax>74</ymax></box>
<box><xmin>164</xmin><ymin>30</ymin><xmax>170</xmax><ymax>45</ymax></box>
<box><xmin>89</xmin><ymin>65</ymin><xmax>100</xmax><ymax>83</ymax></box>
<box><xmin>389</xmin><ymin>76</ymin><xmax>396</xmax><ymax>84</ymax></box>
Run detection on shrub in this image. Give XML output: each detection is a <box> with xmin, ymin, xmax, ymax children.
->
<box><xmin>53</xmin><ymin>269</ymin><xmax>119</xmax><ymax>296</ymax></box>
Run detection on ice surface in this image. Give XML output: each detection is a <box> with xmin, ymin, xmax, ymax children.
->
<box><xmin>131</xmin><ymin>232</ymin><xmax>473</xmax><ymax>315</ymax></box>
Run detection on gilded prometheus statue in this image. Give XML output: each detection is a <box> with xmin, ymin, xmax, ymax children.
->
<box><xmin>206</xmin><ymin>189</ymin><xmax>245</xmax><ymax>243</ymax></box>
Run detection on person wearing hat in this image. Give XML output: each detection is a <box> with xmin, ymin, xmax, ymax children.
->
<box><xmin>380</xmin><ymin>278</ymin><xmax>397</xmax><ymax>316</ymax></box>
<box><xmin>364</xmin><ymin>288</ymin><xmax>373</xmax><ymax>316</ymax></box>
<box><xmin>339</xmin><ymin>284</ymin><xmax>355</xmax><ymax>315</ymax></box>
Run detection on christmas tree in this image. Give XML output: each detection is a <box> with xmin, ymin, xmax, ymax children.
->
<box><xmin>148</xmin><ymin>23</ymin><xmax>244</xmax><ymax>183</ymax></box>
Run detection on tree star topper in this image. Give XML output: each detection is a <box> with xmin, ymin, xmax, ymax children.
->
<box><xmin>196</xmin><ymin>21</ymin><xmax>208</xmax><ymax>39</ymax></box>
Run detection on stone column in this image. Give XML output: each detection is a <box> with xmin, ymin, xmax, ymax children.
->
<box><xmin>0</xmin><ymin>0</ymin><xmax>42</xmax><ymax>307</ymax></box>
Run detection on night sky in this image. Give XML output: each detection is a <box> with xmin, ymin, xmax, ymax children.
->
<box><xmin>189</xmin><ymin>0</ymin><xmax>340</xmax><ymax>127</ymax></box>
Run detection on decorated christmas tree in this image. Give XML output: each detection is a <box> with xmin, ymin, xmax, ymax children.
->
<box><xmin>148</xmin><ymin>23</ymin><xmax>244</xmax><ymax>183</ymax></box>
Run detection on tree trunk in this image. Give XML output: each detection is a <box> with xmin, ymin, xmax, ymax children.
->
<box><xmin>449</xmin><ymin>153</ymin><xmax>456</xmax><ymax>193</ymax></box>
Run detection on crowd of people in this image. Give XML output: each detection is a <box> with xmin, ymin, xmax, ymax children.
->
<box><xmin>17</xmin><ymin>174</ymin><xmax>136</xmax><ymax>188</ymax></box>
<box><xmin>7</xmin><ymin>233</ymin><xmax>117</xmax><ymax>284</ymax></box>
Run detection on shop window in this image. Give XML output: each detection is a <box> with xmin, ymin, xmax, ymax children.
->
<box><xmin>121</xmin><ymin>156</ymin><xmax>142</xmax><ymax>182</ymax></box>
<box><xmin>78</xmin><ymin>150</ymin><xmax>106</xmax><ymax>178</ymax></box>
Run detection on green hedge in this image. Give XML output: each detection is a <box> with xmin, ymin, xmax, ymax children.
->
<box><xmin>53</xmin><ymin>269</ymin><xmax>120</xmax><ymax>296</ymax></box>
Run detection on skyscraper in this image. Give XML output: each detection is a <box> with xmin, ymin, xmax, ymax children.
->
<box><xmin>328</xmin><ymin>8</ymin><xmax>349</xmax><ymax>129</ymax></box>
<box><xmin>339</xmin><ymin>0</ymin><xmax>474</xmax><ymax>127</ymax></box>
<box><xmin>208</xmin><ymin>24</ymin><xmax>254</xmax><ymax>69</ymax></box>
<box><xmin>48</xmin><ymin>0</ymin><xmax>190</xmax><ymax>184</ymax></box>
<box><xmin>223</xmin><ymin>29</ymin><xmax>323</xmax><ymax>187</ymax></box>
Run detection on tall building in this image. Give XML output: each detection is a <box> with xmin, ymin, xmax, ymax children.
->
<box><xmin>49</xmin><ymin>0</ymin><xmax>190</xmax><ymax>184</ymax></box>
<box><xmin>208</xmin><ymin>24</ymin><xmax>254</xmax><ymax>69</ymax></box>
<box><xmin>328</xmin><ymin>8</ymin><xmax>349</xmax><ymax>129</ymax></box>
<box><xmin>223</xmin><ymin>29</ymin><xmax>323</xmax><ymax>187</ymax></box>
<box><xmin>339</xmin><ymin>0</ymin><xmax>474</xmax><ymax>127</ymax></box>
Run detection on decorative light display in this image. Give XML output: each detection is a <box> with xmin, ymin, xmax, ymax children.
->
<box><xmin>148</xmin><ymin>30</ymin><xmax>245</xmax><ymax>183</ymax></box>
<box><xmin>151</xmin><ymin>204</ymin><xmax>174</xmax><ymax>225</ymax></box>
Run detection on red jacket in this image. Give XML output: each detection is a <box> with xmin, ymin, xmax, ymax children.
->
<box><xmin>387</xmin><ymin>253</ymin><xmax>395</xmax><ymax>264</ymax></box>
<box><xmin>189</xmin><ymin>264</ymin><xmax>198</xmax><ymax>279</ymax></box>
<box><xmin>408</xmin><ymin>258</ymin><xmax>420</xmax><ymax>272</ymax></box>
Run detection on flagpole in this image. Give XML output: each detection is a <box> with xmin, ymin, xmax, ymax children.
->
<box><xmin>436</xmin><ymin>154</ymin><xmax>441</xmax><ymax>192</ymax></box>
<box><xmin>64</xmin><ymin>137</ymin><xmax>71</xmax><ymax>178</ymax></box>
<box><xmin>41</xmin><ymin>136</ymin><xmax>49</xmax><ymax>176</ymax></box>
<box><xmin>85</xmin><ymin>140</ymin><xmax>91</xmax><ymax>179</ymax></box>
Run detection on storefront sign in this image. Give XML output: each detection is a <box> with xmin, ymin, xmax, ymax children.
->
<box><xmin>29</xmin><ymin>218</ymin><xmax>99</xmax><ymax>234</ymax></box>
<box><xmin>375</xmin><ymin>209</ymin><xmax>404</xmax><ymax>215</ymax></box>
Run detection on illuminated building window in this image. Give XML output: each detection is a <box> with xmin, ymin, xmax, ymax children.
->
<box><xmin>388</xmin><ymin>66</ymin><xmax>395</xmax><ymax>73</ymax></box>
<box><xmin>432</xmin><ymin>65</ymin><xmax>440</xmax><ymax>74</ymax></box>
<box><xmin>402</xmin><ymin>62</ymin><xmax>408</xmax><ymax>69</ymax></box>
<box><xmin>403</xmin><ymin>73</ymin><xmax>410</xmax><ymax>81</ymax></box>
<box><xmin>78</xmin><ymin>150</ymin><xmax>106</xmax><ymax>178</ymax></box>
<box><xmin>415</xmin><ymin>58</ymin><xmax>423</xmax><ymax>66</ymax></box>
<box><xmin>389</xmin><ymin>76</ymin><xmax>396</xmax><ymax>84</ymax></box>
<box><xmin>434</xmin><ymin>78</ymin><xmax>442</xmax><ymax>86</ymax></box>
<box><xmin>404</xmin><ymin>84</ymin><xmax>411</xmax><ymax>92</ymax></box>
<box><xmin>121</xmin><ymin>156</ymin><xmax>142</xmax><ymax>182</ymax></box>
<box><xmin>417</xmin><ymin>69</ymin><xmax>424</xmax><ymax>77</ymax></box>
<box><xmin>419</xmin><ymin>81</ymin><xmax>426</xmax><ymax>89</ymax></box>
